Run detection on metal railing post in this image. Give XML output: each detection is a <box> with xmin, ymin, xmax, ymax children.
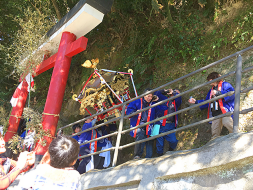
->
<box><xmin>112</xmin><ymin>105</ymin><xmax>126</xmax><ymax>167</ymax></box>
<box><xmin>233</xmin><ymin>54</ymin><xmax>242</xmax><ymax>133</ymax></box>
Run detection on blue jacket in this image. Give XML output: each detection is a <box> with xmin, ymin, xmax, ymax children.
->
<box><xmin>96</xmin><ymin>123</ymin><xmax>117</xmax><ymax>143</ymax></box>
<box><xmin>72</xmin><ymin>135</ymin><xmax>79</xmax><ymax>142</ymax></box>
<box><xmin>78</xmin><ymin>119</ymin><xmax>106</xmax><ymax>148</ymax></box>
<box><xmin>21</xmin><ymin>131</ymin><xmax>27</xmax><ymax>139</ymax></box>
<box><xmin>154</xmin><ymin>90</ymin><xmax>182</xmax><ymax>127</ymax></box>
<box><xmin>196</xmin><ymin>81</ymin><xmax>235</xmax><ymax>118</ymax></box>
<box><xmin>126</xmin><ymin>98</ymin><xmax>168</xmax><ymax>137</ymax></box>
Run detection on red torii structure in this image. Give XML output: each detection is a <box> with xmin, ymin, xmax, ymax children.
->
<box><xmin>35</xmin><ymin>33</ymin><xmax>88</xmax><ymax>155</ymax></box>
<box><xmin>4</xmin><ymin>0</ymin><xmax>113</xmax><ymax>157</ymax></box>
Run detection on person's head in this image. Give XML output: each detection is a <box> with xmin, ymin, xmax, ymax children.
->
<box><xmin>48</xmin><ymin>135</ymin><xmax>80</xmax><ymax>168</ymax></box>
<box><xmin>0</xmin><ymin>133</ymin><xmax>6</xmax><ymax>154</ymax></box>
<box><xmin>143</xmin><ymin>88</ymin><xmax>153</xmax><ymax>103</ymax></box>
<box><xmin>84</xmin><ymin>115</ymin><xmax>92</xmax><ymax>123</ymax></box>
<box><xmin>207</xmin><ymin>72</ymin><xmax>221</xmax><ymax>86</ymax></box>
<box><xmin>72</xmin><ymin>124</ymin><xmax>81</xmax><ymax>133</ymax></box>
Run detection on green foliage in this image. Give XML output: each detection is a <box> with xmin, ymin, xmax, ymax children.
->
<box><xmin>0</xmin><ymin>106</ymin><xmax>10</xmax><ymax>133</ymax></box>
<box><xmin>0</xmin><ymin>0</ymin><xmax>22</xmax><ymax>102</ymax></box>
<box><xmin>5</xmin><ymin>7</ymin><xmax>54</xmax><ymax>76</ymax></box>
<box><xmin>8</xmin><ymin>135</ymin><xmax>23</xmax><ymax>154</ymax></box>
<box><xmin>211</xmin><ymin>27</ymin><xmax>228</xmax><ymax>57</ymax></box>
<box><xmin>114</xmin><ymin>0</ymin><xmax>151</xmax><ymax>15</ymax></box>
<box><xmin>151</xmin><ymin>0</ymin><xmax>163</xmax><ymax>14</ymax></box>
<box><xmin>147</xmin><ymin>35</ymin><xmax>157</xmax><ymax>54</ymax></box>
<box><xmin>8</xmin><ymin>108</ymin><xmax>51</xmax><ymax>154</ymax></box>
<box><xmin>171</xmin><ymin>14</ymin><xmax>204</xmax><ymax>63</ymax></box>
<box><xmin>30</xmin><ymin>70</ymin><xmax>53</xmax><ymax>112</ymax></box>
<box><xmin>154</xmin><ymin>13</ymin><xmax>205</xmax><ymax>68</ymax></box>
<box><xmin>0</xmin><ymin>0</ymin><xmax>75</xmax><ymax>106</ymax></box>
<box><xmin>198</xmin><ymin>0</ymin><xmax>207</xmax><ymax>7</ymax></box>
<box><xmin>112</xmin><ymin>1</ymin><xmax>207</xmax><ymax>90</ymax></box>
<box><xmin>232</xmin><ymin>12</ymin><xmax>253</xmax><ymax>46</ymax></box>
<box><xmin>210</xmin><ymin>10</ymin><xmax>253</xmax><ymax>58</ymax></box>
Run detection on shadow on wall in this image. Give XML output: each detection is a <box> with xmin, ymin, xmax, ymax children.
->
<box><xmin>79</xmin><ymin>132</ymin><xmax>253</xmax><ymax>190</ymax></box>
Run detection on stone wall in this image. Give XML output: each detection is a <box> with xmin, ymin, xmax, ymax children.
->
<box><xmin>78</xmin><ymin>132</ymin><xmax>253</xmax><ymax>190</ymax></box>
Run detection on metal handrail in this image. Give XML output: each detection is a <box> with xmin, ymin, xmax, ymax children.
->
<box><xmin>233</xmin><ymin>54</ymin><xmax>242</xmax><ymax>132</ymax></box>
<box><xmin>241</xmin><ymin>86</ymin><xmax>253</xmax><ymax>93</ymax></box>
<box><xmin>68</xmin><ymin>65</ymin><xmax>253</xmax><ymax>138</ymax></box>
<box><xmin>119</xmin><ymin>112</ymin><xmax>234</xmax><ymax>150</ymax></box>
<box><xmin>77</xmin><ymin>105</ymin><xmax>253</xmax><ymax>160</ymax></box>
<box><xmin>78</xmin><ymin>131</ymin><xmax>118</xmax><ymax>146</ymax></box>
<box><xmin>78</xmin><ymin>91</ymin><xmax>234</xmax><ymax>147</ymax></box>
<box><xmin>240</xmin><ymin>107</ymin><xmax>253</xmax><ymax>114</ymax></box>
<box><xmin>71</xmin><ymin>70</ymin><xmax>235</xmax><ymax>137</ymax></box>
<box><xmin>72</xmin><ymin>46</ymin><xmax>253</xmax><ymax>167</ymax></box>
<box><xmin>121</xmin><ymin>92</ymin><xmax>234</xmax><ymax>135</ymax></box>
<box><xmin>118</xmin><ymin>106</ymin><xmax>253</xmax><ymax>149</ymax></box>
<box><xmin>77</xmin><ymin>112</ymin><xmax>233</xmax><ymax>159</ymax></box>
<box><xmin>76</xmin><ymin>86</ymin><xmax>253</xmax><ymax>158</ymax></box>
<box><xmin>61</xmin><ymin>46</ymin><xmax>253</xmax><ymax>130</ymax></box>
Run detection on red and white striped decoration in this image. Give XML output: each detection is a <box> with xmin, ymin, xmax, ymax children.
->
<box><xmin>25</xmin><ymin>73</ymin><xmax>34</xmax><ymax>92</ymax></box>
<box><xmin>10</xmin><ymin>73</ymin><xmax>34</xmax><ymax>107</ymax></box>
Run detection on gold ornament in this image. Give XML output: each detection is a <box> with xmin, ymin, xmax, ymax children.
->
<box><xmin>72</xmin><ymin>94</ymin><xmax>77</xmax><ymax>100</ymax></box>
<box><xmin>81</xmin><ymin>58</ymin><xmax>99</xmax><ymax>69</ymax></box>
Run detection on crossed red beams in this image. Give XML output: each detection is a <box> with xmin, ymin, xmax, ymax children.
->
<box><xmin>34</xmin><ymin>36</ymin><xmax>88</xmax><ymax>76</ymax></box>
<box><xmin>5</xmin><ymin>33</ymin><xmax>88</xmax><ymax>155</ymax></box>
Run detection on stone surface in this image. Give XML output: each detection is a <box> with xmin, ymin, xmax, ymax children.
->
<box><xmin>78</xmin><ymin>132</ymin><xmax>253</xmax><ymax>190</ymax></box>
<box><xmin>153</xmin><ymin>157</ymin><xmax>253</xmax><ymax>190</ymax></box>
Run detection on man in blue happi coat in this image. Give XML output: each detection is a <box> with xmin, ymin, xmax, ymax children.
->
<box><xmin>188</xmin><ymin>72</ymin><xmax>234</xmax><ymax>138</ymax></box>
<box><xmin>72</xmin><ymin>124</ymin><xmax>81</xmax><ymax>142</ymax></box>
<box><xmin>126</xmin><ymin>88</ymin><xmax>168</xmax><ymax>159</ymax></box>
<box><xmin>76</xmin><ymin>116</ymin><xmax>106</xmax><ymax>174</ymax></box>
<box><xmin>71</xmin><ymin>124</ymin><xmax>82</xmax><ymax>169</ymax></box>
<box><xmin>154</xmin><ymin>89</ymin><xmax>182</xmax><ymax>156</ymax></box>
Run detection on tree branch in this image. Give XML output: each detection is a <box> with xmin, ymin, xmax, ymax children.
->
<box><xmin>161</xmin><ymin>0</ymin><xmax>174</xmax><ymax>26</ymax></box>
<box><xmin>28</xmin><ymin>0</ymin><xmax>42</xmax><ymax>16</ymax></box>
<box><xmin>51</xmin><ymin>0</ymin><xmax>62</xmax><ymax>20</ymax></box>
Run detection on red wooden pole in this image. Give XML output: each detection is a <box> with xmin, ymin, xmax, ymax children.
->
<box><xmin>35</xmin><ymin>32</ymin><xmax>76</xmax><ymax>155</ymax></box>
<box><xmin>4</xmin><ymin>82</ymin><xmax>28</xmax><ymax>142</ymax></box>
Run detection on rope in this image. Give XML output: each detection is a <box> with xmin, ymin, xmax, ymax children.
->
<box><xmin>7</xmin><ymin>131</ymin><xmax>17</xmax><ymax>133</ymax></box>
<box><xmin>42</xmin><ymin>112</ymin><xmax>60</xmax><ymax>117</ymax></box>
<box><xmin>10</xmin><ymin>115</ymin><xmax>23</xmax><ymax>123</ymax></box>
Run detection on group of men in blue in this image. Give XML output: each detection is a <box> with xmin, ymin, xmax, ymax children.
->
<box><xmin>126</xmin><ymin>71</ymin><xmax>235</xmax><ymax>159</ymax></box>
<box><xmin>126</xmin><ymin>88</ymin><xmax>182</xmax><ymax>158</ymax></box>
<box><xmin>72</xmin><ymin>117</ymin><xmax>116</xmax><ymax>174</ymax></box>
<box><xmin>72</xmin><ymin>71</ymin><xmax>235</xmax><ymax>169</ymax></box>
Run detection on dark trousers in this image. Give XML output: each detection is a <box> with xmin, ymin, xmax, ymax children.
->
<box><xmin>77</xmin><ymin>146</ymin><xmax>91</xmax><ymax>174</ymax></box>
<box><xmin>77</xmin><ymin>146</ymin><xmax>105</xmax><ymax>174</ymax></box>
<box><xmin>134</xmin><ymin>128</ymin><xmax>153</xmax><ymax>158</ymax></box>
<box><xmin>94</xmin><ymin>146</ymin><xmax>105</xmax><ymax>169</ymax></box>
<box><xmin>156</xmin><ymin>123</ymin><xmax>178</xmax><ymax>154</ymax></box>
